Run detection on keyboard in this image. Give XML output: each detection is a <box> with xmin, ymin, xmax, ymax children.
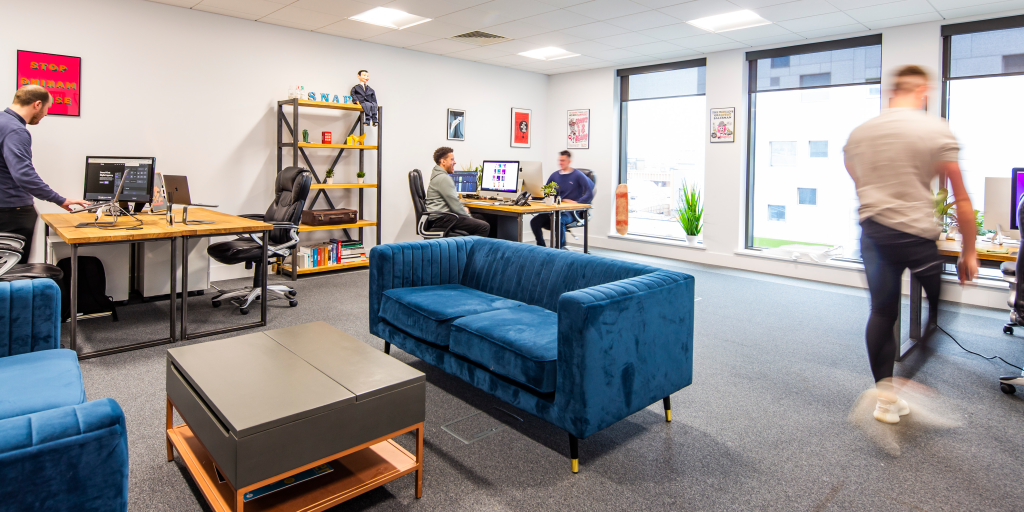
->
<box><xmin>465</xmin><ymin>201</ymin><xmax>504</xmax><ymax>205</ymax></box>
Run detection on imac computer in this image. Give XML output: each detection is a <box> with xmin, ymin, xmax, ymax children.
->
<box><xmin>985</xmin><ymin>174</ymin><xmax>1021</xmax><ymax>244</ymax></box>
<box><xmin>1012</xmin><ymin>168</ymin><xmax>1024</xmax><ymax>230</ymax></box>
<box><xmin>83</xmin><ymin>156</ymin><xmax>155</xmax><ymax>204</ymax></box>
<box><xmin>519</xmin><ymin>161</ymin><xmax>545</xmax><ymax>198</ymax></box>
<box><xmin>451</xmin><ymin>171</ymin><xmax>478</xmax><ymax>194</ymax></box>
<box><xmin>480</xmin><ymin>160</ymin><xmax>520</xmax><ymax>199</ymax></box>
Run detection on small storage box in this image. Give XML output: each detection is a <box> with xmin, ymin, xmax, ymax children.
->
<box><xmin>301</xmin><ymin>209</ymin><xmax>357</xmax><ymax>226</ymax></box>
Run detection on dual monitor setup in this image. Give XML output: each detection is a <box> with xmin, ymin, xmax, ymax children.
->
<box><xmin>451</xmin><ymin>160</ymin><xmax>546</xmax><ymax>201</ymax></box>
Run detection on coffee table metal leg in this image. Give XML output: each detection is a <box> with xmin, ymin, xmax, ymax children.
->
<box><xmin>166</xmin><ymin>398</ymin><xmax>174</xmax><ymax>462</ymax></box>
<box><xmin>416</xmin><ymin>424</ymin><xmax>424</xmax><ymax>499</ymax></box>
<box><xmin>70</xmin><ymin>244</ymin><xmax>78</xmax><ymax>352</ymax></box>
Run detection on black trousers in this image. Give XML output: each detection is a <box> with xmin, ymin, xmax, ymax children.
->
<box><xmin>859</xmin><ymin>218</ymin><xmax>942</xmax><ymax>383</ymax></box>
<box><xmin>0</xmin><ymin>205</ymin><xmax>37</xmax><ymax>260</ymax></box>
<box><xmin>359</xmin><ymin>101</ymin><xmax>378</xmax><ymax>125</ymax></box>
<box><xmin>428</xmin><ymin>213</ymin><xmax>490</xmax><ymax>237</ymax></box>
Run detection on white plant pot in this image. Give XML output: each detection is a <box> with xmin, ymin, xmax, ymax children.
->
<box><xmin>325</xmin><ymin>177</ymin><xmax>334</xmax><ymax>184</ymax></box>
<box><xmin>357</xmin><ymin>177</ymin><xmax>364</xmax><ymax>184</ymax></box>
<box><xmin>544</xmin><ymin>196</ymin><xmax>555</xmax><ymax>205</ymax></box>
<box><xmin>686</xmin><ymin>235</ymin><xmax>701</xmax><ymax>247</ymax></box>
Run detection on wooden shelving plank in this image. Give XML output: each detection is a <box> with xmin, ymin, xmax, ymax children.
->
<box><xmin>309</xmin><ymin>184</ymin><xmax>377</xmax><ymax>189</ymax></box>
<box><xmin>298</xmin><ymin>219</ymin><xmax>376</xmax><ymax>232</ymax></box>
<box><xmin>281</xmin><ymin>259</ymin><xmax>369</xmax><ymax>274</ymax></box>
<box><xmin>284</xmin><ymin>99</ymin><xmax>365</xmax><ymax>112</ymax></box>
<box><xmin>297</xmin><ymin>143</ymin><xmax>378</xmax><ymax>150</ymax></box>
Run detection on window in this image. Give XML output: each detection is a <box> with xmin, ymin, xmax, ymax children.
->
<box><xmin>619</xmin><ymin>59</ymin><xmax>707</xmax><ymax>240</ymax></box>
<box><xmin>771</xmin><ymin>56</ymin><xmax>790</xmax><ymax>68</ymax></box>
<box><xmin>746</xmin><ymin>35</ymin><xmax>881</xmax><ymax>254</ymax></box>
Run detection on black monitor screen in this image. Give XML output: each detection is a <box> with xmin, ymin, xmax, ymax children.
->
<box><xmin>84</xmin><ymin>157</ymin><xmax>154</xmax><ymax>203</ymax></box>
<box><xmin>451</xmin><ymin>171</ymin><xmax>478</xmax><ymax>193</ymax></box>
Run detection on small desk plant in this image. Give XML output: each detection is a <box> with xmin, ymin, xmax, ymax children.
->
<box><xmin>677</xmin><ymin>180</ymin><xmax>703</xmax><ymax>246</ymax></box>
<box><xmin>541</xmin><ymin>182</ymin><xmax>559</xmax><ymax>205</ymax></box>
<box><xmin>324</xmin><ymin>168</ymin><xmax>334</xmax><ymax>185</ymax></box>
<box><xmin>302</xmin><ymin>129</ymin><xmax>309</xmax><ymax>143</ymax></box>
<box><xmin>357</xmin><ymin>170</ymin><xmax>365</xmax><ymax>184</ymax></box>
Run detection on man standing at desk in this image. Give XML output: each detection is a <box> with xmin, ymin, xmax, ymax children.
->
<box><xmin>0</xmin><ymin>85</ymin><xmax>89</xmax><ymax>258</ymax></box>
<box><xmin>531</xmin><ymin>150</ymin><xmax>593</xmax><ymax>248</ymax></box>
<box><xmin>425</xmin><ymin>147</ymin><xmax>489</xmax><ymax>237</ymax></box>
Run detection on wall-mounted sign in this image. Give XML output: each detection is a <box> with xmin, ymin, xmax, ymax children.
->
<box><xmin>17</xmin><ymin>50</ymin><xmax>80</xmax><ymax>116</ymax></box>
<box><xmin>567</xmin><ymin>109</ymin><xmax>589</xmax><ymax>149</ymax></box>
<box><xmin>710</xmin><ymin>107</ymin><xmax>734</xmax><ymax>143</ymax></box>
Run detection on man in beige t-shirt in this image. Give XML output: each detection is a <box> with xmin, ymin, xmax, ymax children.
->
<box><xmin>844</xmin><ymin>65</ymin><xmax>978</xmax><ymax>424</ymax></box>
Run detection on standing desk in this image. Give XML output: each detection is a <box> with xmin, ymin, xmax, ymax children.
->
<box><xmin>461</xmin><ymin>201</ymin><xmax>592</xmax><ymax>251</ymax></box>
<box><xmin>41</xmin><ymin>209</ymin><xmax>271</xmax><ymax>359</ymax></box>
<box><xmin>897</xmin><ymin>239</ymin><xmax>1017</xmax><ymax>361</ymax></box>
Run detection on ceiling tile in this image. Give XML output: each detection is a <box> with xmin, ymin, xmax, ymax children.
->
<box><xmin>584</xmin><ymin>47</ymin><xmax>644</xmax><ymax>59</ymax></box>
<box><xmin>522</xmin><ymin>58</ymin><xmax>574</xmax><ymax>69</ymax></box>
<box><xmin>439</xmin><ymin>0</ymin><xmax>559</xmax><ymax>28</ymax></box>
<box><xmin>860</xmin><ymin>10</ymin><xmax>940</xmax><ymax>29</ymax></box>
<box><xmin>605</xmin><ymin>10</ymin><xmax>683</xmax><ymax>30</ymax></box>
<box><xmin>561</xmin><ymin>21</ymin><xmax>632</xmax><ymax>38</ymax></box>
<box><xmin>691</xmin><ymin>41</ymin><xmax>749</xmax><ymax>52</ymax></box>
<box><xmin>668</xmin><ymin>32</ymin><xmax>736</xmax><ymax>48</ymax></box>
<box><xmin>939</xmin><ymin>0</ymin><xmax>1024</xmax><ymax>18</ymax></box>
<box><xmin>520</xmin><ymin>31</ymin><xmax>586</xmax><ymax>45</ymax></box>
<box><xmin>614</xmin><ymin>55</ymin><xmax>658</xmax><ymax>65</ymax></box>
<box><xmin>551</xmin><ymin>54</ymin><xmax>605</xmax><ymax>65</ymax></box>
<box><xmin>484</xmin><ymin>20</ymin><xmax>551</xmax><ymax>38</ymax></box>
<box><xmin>260</xmin><ymin>5</ymin><xmax>345</xmax><ymax>27</ymax></box>
<box><xmin>447</xmin><ymin>45</ymin><xmax>515</xmax><ymax>60</ymax></box>
<box><xmin>535</xmin><ymin>0</ymin><xmax>592</xmax><ymax>7</ymax></box>
<box><xmin>316</xmin><ymin>18</ymin><xmax>395</xmax><ymax>37</ymax></box>
<box><xmin>147</xmin><ymin>0</ymin><xmax>204</xmax><ymax>6</ymax></box>
<box><xmin>593</xmin><ymin>32</ymin><xmax>660</xmax><ymax>47</ymax></box>
<box><xmin>743</xmin><ymin>32</ymin><xmax>805</xmax><ymax>46</ymax></box>
<box><xmin>191</xmin><ymin>5</ymin><xmax>263</xmax><ymax>20</ymax></box>
<box><xmin>564</xmin><ymin>0</ymin><xmax>650</xmax><ymax>21</ymax></box>
<box><xmin>727</xmin><ymin>0</ymin><xmax>796</xmax><ymax>7</ymax></box>
<box><xmin>193</xmin><ymin>0</ymin><xmax>292</xmax><ymax>17</ymax></box>
<box><xmin>381</xmin><ymin>0</ymin><xmax>491</xmax><ymax>18</ymax></box>
<box><xmin>519</xmin><ymin>9</ymin><xmax>597</xmax><ymax>29</ymax></box>
<box><xmin>484</xmin><ymin>54</ymin><xmax>541</xmax><ymax>65</ymax></box>
<box><xmin>777</xmin><ymin>12</ymin><xmax>858</xmax><ymax>32</ymax></box>
<box><xmin>627</xmin><ymin>41</ymin><xmax>686</xmax><ymax>54</ymax></box>
<box><xmin>261</xmin><ymin>18</ymin><xmax>322</xmax><ymax>30</ymax></box>
<box><xmin>435</xmin><ymin>9</ymin><xmax>507</xmax><ymax>28</ymax></box>
<box><xmin>363</xmin><ymin>29</ymin><xmax>439</xmax><ymax>46</ymax></box>
<box><xmin>640</xmin><ymin>22</ymin><xmax>710</xmax><ymax>40</ymax></box>
<box><xmin>794</xmin><ymin>22</ymin><xmax>868</xmax><ymax>39</ymax></box>
<box><xmin>289</xmin><ymin>0</ymin><xmax>375</xmax><ymax>17</ymax></box>
<box><xmin>645</xmin><ymin>48</ymin><xmax>702</xmax><ymax>60</ymax></box>
<box><xmin>825</xmin><ymin>0</ymin><xmax>893</xmax><ymax>9</ymax></box>
<box><xmin>752</xmin><ymin>0</ymin><xmax>838</xmax><ymax>22</ymax></box>
<box><xmin>406</xmin><ymin>38</ymin><xmax>480</xmax><ymax>53</ymax></box>
<box><xmin>404</xmin><ymin>20</ymin><xmax>474</xmax><ymax>38</ymax></box>
<box><xmin>658</xmin><ymin>0</ymin><xmax>747</xmax><ymax>21</ymax></box>
<box><xmin>928</xmin><ymin>0</ymin><xmax>987</xmax><ymax>8</ymax></box>
<box><xmin>845</xmin><ymin>0</ymin><xmax>936</xmax><ymax>23</ymax></box>
<box><xmin>721</xmin><ymin>22</ymin><xmax>792</xmax><ymax>41</ymax></box>
<box><xmin>484</xmin><ymin>39</ymin><xmax>546</xmax><ymax>53</ymax></box>
<box><xmin>632</xmin><ymin>0</ymin><xmax>691</xmax><ymax>7</ymax></box>
<box><xmin>563</xmin><ymin>40</ymin><xmax>617</xmax><ymax>53</ymax></box>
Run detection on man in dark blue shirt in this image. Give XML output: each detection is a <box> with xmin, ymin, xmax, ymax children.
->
<box><xmin>530</xmin><ymin>150</ymin><xmax>594</xmax><ymax>248</ymax></box>
<box><xmin>0</xmin><ymin>85</ymin><xmax>89</xmax><ymax>258</ymax></box>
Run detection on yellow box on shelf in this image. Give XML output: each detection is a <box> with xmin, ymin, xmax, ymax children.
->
<box><xmin>297</xmin><ymin>219</ymin><xmax>376</xmax><ymax>232</ymax></box>
<box><xmin>298</xmin><ymin>142</ymin><xmax>378</xmax><ymax>150</ymax></box>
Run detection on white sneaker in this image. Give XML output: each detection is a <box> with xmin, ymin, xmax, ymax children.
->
<box><xmin>874</xmin><ymin>398</ymin><xmax>900</xmax><ymax>424</ymax></box>
<box><xmin>895</xmin><ymin>397</ymin><xmax>909</xmax><ymax>416</ymax></box>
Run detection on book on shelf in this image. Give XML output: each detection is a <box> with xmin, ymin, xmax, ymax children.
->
<box><xmin>296</xmin><ymin>240</ymin><xmax>367</xmax><ymax>269</ymax></box>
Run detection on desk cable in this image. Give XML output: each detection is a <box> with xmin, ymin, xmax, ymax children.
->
<box><xmin>935</xmin><ymin>324</ymin><xmax>1023</xmax><ymax>371</ymax></box>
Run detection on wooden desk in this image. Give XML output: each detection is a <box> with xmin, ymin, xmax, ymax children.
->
<box><xmin>461</xmin><ymin>200</ymin><xmax>592</xmax><ymax>250</ymax></box>
<box><xmin>40</xmin><ymin>209</ymin><xmax>271</xmax><ymax>359</ymax></box>
<box><xmin>899</xmin><ymin>239</ymin><xmax>1018</xmax><ymax>361</ymax></box>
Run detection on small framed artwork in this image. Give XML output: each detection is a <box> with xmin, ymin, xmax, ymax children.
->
<box><xmin>16</xmin><ymin>50</ymin><xmax>81</xmax><ymax>116</ymax></box>
<box><xmin>511</xmin><ymin>107</ymin><xmax>531</xmax><ymax>148</ymax></box>
<box><xmin>710</xmin><ymin>107</ymin><xmax>735</xmax><ymax>143</ymax></box>
<box><xmin>567</xmin><ymin>109</ymin><xmax>589</xmax><ymax>149</ymax></box>
<box><xmin>447</xmin><ymin>108</ymin><xmax>465</xmax><ymax>141</ymax></box>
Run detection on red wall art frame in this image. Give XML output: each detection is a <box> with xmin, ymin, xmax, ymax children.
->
<box><xmin>17</xmin><ymin>50</ymin><xmax>81</xmax><ymax>116</ymax></box>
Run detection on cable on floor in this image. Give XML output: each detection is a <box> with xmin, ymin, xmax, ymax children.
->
<box><xmin>935</xmin><ymin>324</ymin><xmax>1023</xmax><ymax>371</ymax></box>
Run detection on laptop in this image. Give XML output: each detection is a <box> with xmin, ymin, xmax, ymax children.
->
<box><xmin>161</xmin><ymin>175</ymin><xmax>218</xmax><ymax>208</ymax></box>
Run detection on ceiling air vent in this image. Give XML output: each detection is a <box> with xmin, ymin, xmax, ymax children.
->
<box><xmin>448</xmin><ymin>31</ymin><xmax>511</xmax><ymax>46</ymax></box>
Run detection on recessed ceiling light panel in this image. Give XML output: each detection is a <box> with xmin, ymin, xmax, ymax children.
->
<box><xmin>350</xmin><ymin>7</ymin><xmax>431</xmax><ymax>30</ymax></box>
<box><xmin>687</xmin><ymin>10</ymin><xmax>770</xmax><ymax>33</ymax></box>
<box><xmin>519</xmin><ymin>47</ymin><xmax>580</xmax><ymax>61</ymax></box>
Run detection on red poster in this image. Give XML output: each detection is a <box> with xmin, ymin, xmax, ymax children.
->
<box><xmin>16</xmin><ymin>51</ymin><xmax>81</xmax><ymax>116</ymax></box>
<box><xmin>511</xmin><ymin>108</ymin><xmax>531</xmax><ymax>148</ymax></box>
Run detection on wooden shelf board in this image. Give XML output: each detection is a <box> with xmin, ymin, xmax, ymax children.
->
<box><xmin>309</xmin><ymin>184</ymin><xmax>377</xmax><ymax>189</ymax></box>
<box><xmin>298</xmin><ymin>220</ymin><xmax>376</xmax><ymax>232</ymax></box>
<box><xmin>282</xmin><ymin>99</ymin><xmax>365</xmax><ymax>112</ymax></box>
<box><xmin>297</xmin><ymin>143</ymin><xmax>377</xmax><ymax>150</ymax></box>
<box><xmin>167</xmin><ymin>424</ymin><xmax>416</xmax><ymax>512</ymax></box>
<box><xmin>281</xmin><ymin>259</ymin><xmax>369</xmax><ymax>274</ymax></box>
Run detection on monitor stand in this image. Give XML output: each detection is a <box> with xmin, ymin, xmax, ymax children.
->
<box><xmin>76</xmin><ymin>204</ymin><xmax>132</xmax><ymax>228</ymax></box>
<box><xmin>181</xmin><ymin>205</ymin><xmax>214</xmax><ymax>225</ymax></box>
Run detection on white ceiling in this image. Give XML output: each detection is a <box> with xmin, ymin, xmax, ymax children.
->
<box><xmin>147</xmin><ymin>0</ymin><xmax>1024</xmax><ymax>74</ymax></box>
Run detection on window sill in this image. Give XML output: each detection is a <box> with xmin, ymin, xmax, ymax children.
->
<box><xmin>732</xmin><ymin>248</ymin><xmax>864</xmax><ymax>271</ymax></box>
<box><xmin>608</xmin><ymin>233</ymin><xmax>706</xmax><ymax>250</ymax></box>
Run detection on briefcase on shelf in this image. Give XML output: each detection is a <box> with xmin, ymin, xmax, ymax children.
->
<box><xmin>301</xmin><ymin>209</ymin><xmax>358</xmax><ymax>226</ymax></box>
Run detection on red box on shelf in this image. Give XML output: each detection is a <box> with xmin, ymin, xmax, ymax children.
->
<box><xmin>322</xmin><ymin>132</ymin><xmax>332</xmax><ymax>144</ymax></box>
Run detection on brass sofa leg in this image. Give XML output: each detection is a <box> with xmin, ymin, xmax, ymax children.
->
<box><xmin>664</xmin><ymin>396</ymin><xmax>672</xmax><ymax>422</ymax></box>
<box><xmin>569</xmin><ymin>433</ymin><xmax>579</xmax><ymax>473</ymax></box>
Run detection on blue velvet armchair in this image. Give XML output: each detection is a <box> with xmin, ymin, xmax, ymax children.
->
<box><xmin>370</xmin><ymin>237</ymin><xmax>694</xmax><ymax>472</ymax></box>
<box><xmin>0</xmin><ymin>279</ymin><xmax>128</xmax><ymax>512</ymax></box>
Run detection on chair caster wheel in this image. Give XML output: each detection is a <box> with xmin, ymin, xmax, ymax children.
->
<box><xmin>1001</xmin><ymin>383</ymin><xmax>1016</xmax><ymax>394</ymax></box>
<box><xmin>1005</xmin><ymin>325</ymin><xmax>1015</xmax><ymax>335</ymax></box>
<box><xmin>289</xmin><ymin>300</ymin><xmax>298</xmax><ymax>307</ymax></box>
<box><xmin>212</xmin><ymin>300</ymin><xmax>221</xmax><ymax>308</ymax></box>
<box><xmin>288</xmin><ymin>290</ymin><xmax>297</xmax><ymax>297</ymax></box>
<box><xmin>240</xmin><ymin>307</ymin><xmax>249</xmax><ymax>315</ymax></box>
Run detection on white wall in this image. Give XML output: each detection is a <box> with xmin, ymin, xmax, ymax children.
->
<box><xmin>3</xmin><ymin>0</ymin><xmax>549</xmax><ymax>279</ymax></box>
<box><xmin>546</xmin><ymin>17</ymin><xmax>1021</xmax><ymax>309</ymax></box>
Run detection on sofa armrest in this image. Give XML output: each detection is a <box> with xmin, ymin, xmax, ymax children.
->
<box><xmin>555</xmin><ymin>270</ymin><xmax>695</xmax><ymax>439</ymax></box>
<box><xmin>369</xmin><ymin>237</ymin><xmax>477</xmax><ymax>336</ymax></box>
<box><xmin>1</xmin><ymin>278</ymin><xmax>61</xmax><ymax>358</ymax></box>
<box><xmin>0</xmin><ymin>398</ymin><xmax>128</xmax><ymax>511</ymax></box>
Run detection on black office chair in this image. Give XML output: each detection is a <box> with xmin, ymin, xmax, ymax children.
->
<box><xmin>207</xmin><ymin>166</ymin><xmax>312</xmax><ymax>314</ymax></box>
<box><xmin>999</xmin><ymin>193</ymin><xmax>1024</xmax><ymax>393</ymax></box>
<box><xmin>0</xmin><ymin>233</ymin><xmax>63</xmax><ymax>282</ymax></box>
<box><xmin>409</xmin><ymin>169</ymin><xmax>469</xmax><ymax>239</ymax></box>
<box><xmin>553</xmin><ymin>168</ymin><xmax>595</xmax><ymax>243</ymax></box>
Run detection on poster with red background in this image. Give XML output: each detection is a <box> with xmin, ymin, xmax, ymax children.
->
<box><xmin>511</xmin><ymin>108</ymin><xmax>531</xmax><ymax>147</ymax></box>
<box><xmin>17</xmin><ymin>51</ymin><xmax>81</xmax><ymax>116</ymax></box>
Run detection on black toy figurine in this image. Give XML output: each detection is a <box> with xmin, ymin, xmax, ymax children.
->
<box><xmin>350</xmin><ymin>70</ymin><xmax>378</xmax><ymax>127</ymax></box>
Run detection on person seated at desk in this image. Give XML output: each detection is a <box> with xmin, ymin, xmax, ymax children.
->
<box><xmin>426</xmin><ymin>147</ymin><xmax>490</xmax><ymax>237</ymax></box>
<box><xmin>530</xmin><ymin>150</ymin><xmax>593</xmax><ymax>248</ymax></box>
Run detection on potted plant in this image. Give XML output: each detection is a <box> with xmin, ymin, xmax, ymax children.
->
<box><xmin>676</xmin><ymin>180</ymin><xmax>703</xmax><ymax>246</ymax></box>
<box><xmin>356</xmin><ymin>170</ymin><xmax>365</xmax><ymax>184</ymax></box>
<box><xmin>324</xmin><ymin>168</ymin><xmax>334</xmax><ymax>185</ymax></box>
<box><xmin>934</xmin><ymin>188</ymin><xmax>957</xmax><ymax>240</ymax></box>
<box><xmin>541</xmin><ymin>182</ymin><xmax>559</xmax><ymax>205</ymax></box>
<box><xmin>302</xmin><ymin>129</ymin><xmax>309</xmax><ymax>143</ymax></box>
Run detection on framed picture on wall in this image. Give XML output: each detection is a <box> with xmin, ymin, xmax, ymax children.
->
<box><xmin>710</xmin><ymin>107</ymin><xmax>735</xmax><ymax>143</ymax></box>
<box><xmin>16</xmin><ymin>50</ymin><xmax>81</xmax><ymax>116</ymax></box>
<box><xmin>511</xmin><ymin>107</ymin><xmax>531</xmax><ymax>148</ymax></box>
<box><xmin>447</xmin><ymin>108</ymin><xmax>465</xmax><ymax>141</ymax></box>
<box><xmin>567</xmin><ymin>109</ymin><xmax>589</xmax><ymax>149</ymax></box>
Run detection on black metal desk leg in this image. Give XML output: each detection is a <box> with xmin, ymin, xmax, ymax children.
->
<box><xmin>181</xmin><ymin>236</ymin><xmax>188</xmax><ymax>339</ymax></box>
<box><xmin>291</xmin><ymin>250</ymin><xmax>298</xmax><ymax>282</ymax></box>
<box><xmin>517</xmin><ymin>214</ymin><xmax>523</xmax><ymax>243</ymax></box>
<box><xmin>170</xmin><ymin>237</ymin><xmax>177</xmax><ymax>342</ymax></box>
<box><xmin>70</xmin><ymin>245</ymin><xmax>78</xmax><ymax>352</ymax></box>
<box><xmin>261</xmin><ymin>230</ymin><xmax>269</xmax><ymax>326</ymax></box>
<box><xmin>550</xmin><ymin>212</ymin><xmax>557</xmax><ymax>249</ymax></box>
<box><xmin>583</xmin><ymin>209</ymin><xmax>589</xmax><ymax>253</ymax></box>
<box><xmin>895</xmin><ymin>273</ymin><xmax>921</xmax><ymax>362</ymax></box>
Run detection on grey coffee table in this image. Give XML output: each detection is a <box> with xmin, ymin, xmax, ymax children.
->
<box><xmin>165</xmin><ymin>321</ymin><xmax>426</xmax><ymax>512</ymax></box>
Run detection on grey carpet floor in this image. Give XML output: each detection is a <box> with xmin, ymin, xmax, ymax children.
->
<box><xmin>72</xmin><ymin>251</ymin><xmax>1024</xmax><ymax>512</ymax></box>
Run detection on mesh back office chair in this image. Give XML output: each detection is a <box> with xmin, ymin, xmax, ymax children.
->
<box><xmin>0</xmin><ymin>233</ymin><xmax>63</xmax><ymax>282</ymax></box>
<box><xmin>409</xmin><ymin>169</ymin><xmax>469</xmax><ymax>239</ymax></box>
<box><xmin>206</xmin><ymin>166</ymin><xmax>312</xmax><ymax>314</ymax></box>
<box><xmin>999</xmin><ymin>193</ymin><xmax>1024</xmax><ymax>393</ymax></box>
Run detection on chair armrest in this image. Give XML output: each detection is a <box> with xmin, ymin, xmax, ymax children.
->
<box><xmin>0</xmin><ymin>398</ymin><xmax>129</xmax><ymax>511</ymax></box>
<box><xmin>239</xmin><ymin>213</ymin><xmax>266</xmax><ymax>221</ymax></box>
<box><xmin>0</xmin><ymin>279</ymin><xmax>61</xmax><ymax>356</ymax></box>
<box><xmin>554</xmin><ymin>270</ymin><xmax>695</xmax><ymax>439</ymax></box>
<box><xmin>368</xmin><ymin>238</ymin><xmax>477</xmax><ymax>336</ymax></box>
<box><xmin>420</xmin><ymin>211</ymin><xmax>461</xmax><ymax>236</ymax></box>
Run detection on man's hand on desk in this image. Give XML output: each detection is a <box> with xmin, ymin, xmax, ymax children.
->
<box><xmin>61</xmin><ymin>198</ymin><xmax>92</xmax><ymax>212</ymax></box>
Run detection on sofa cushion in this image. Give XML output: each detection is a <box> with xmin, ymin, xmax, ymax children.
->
<box><xmin>450</xmin><ymin>306</ymin><xmax>558</xmax><ymax>394</ymax></box>
<box><xmin>380</xmin><ymin>284</ymin><xmax>525</xmax><ymax>346</ymax></box>
<box><xmin>0</xmin><ymin>349</ymin><xmax>85</xmax><ymax>421</ymax></box>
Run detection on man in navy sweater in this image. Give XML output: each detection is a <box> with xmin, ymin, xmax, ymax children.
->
<box><xmin>530</xmin><ymin>150</ymin><xmax>594</xmax><ymax>248</ymax></box>
<box><xmin>0</xmin><ymin>85</ymin><xmax>89</xmax><ymax>258</ymax></box>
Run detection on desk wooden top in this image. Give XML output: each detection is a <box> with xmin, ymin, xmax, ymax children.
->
<box><xmin>460</xmin><ymin>200</ymin><xmax>591</xmax><ymax>214</ymax></box>
<box><xmin>937</xmin><ymin>239</ymin><xmax>1018</xmax><ymax>262</ymax></box>
<box><xmin>41</xmin><ymin>208</ymin><xmax>271</xmax><ymax>245</ymax></box>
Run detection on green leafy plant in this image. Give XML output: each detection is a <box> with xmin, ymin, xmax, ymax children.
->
<box><xmin>541</xmin><ymin>182</ymin><xmax>559</xmax><ymax>197</ymax></box>
<box><xmin>934</xmin><ymin>188</ymin><xmax>955</xmax><ymax>231</ymax></box>
<box><xmin>356</xmin><ymin>170</ymin><xmax>365</xmax><ymax>179</ymax></box>
<box><xmin>324</xmin><ymin>168</ymin><xmax>334</xmax><ymax>179</ymax></box>
<box><xmin>676</xmin><ymin>180</ymin><xmax>703</xmax><ymax>236</ymax></box>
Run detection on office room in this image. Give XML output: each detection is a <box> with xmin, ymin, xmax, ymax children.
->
<box><xmin>1</xmin><ymin>0</ymin><xmax>1023</xmax><ymax>510</ymax></box>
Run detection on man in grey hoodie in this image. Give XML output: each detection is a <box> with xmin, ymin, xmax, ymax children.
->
<box><xmin>425</xmin><ymin>147</ymin><xmax>489</xmax><ymax>237</ymax></box>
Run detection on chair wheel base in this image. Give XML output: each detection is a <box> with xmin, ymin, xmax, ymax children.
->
<box><xmin>289</xmin><ymin>300</ymin><xmax>298</xmax><ymax>307</ymax></box>
<box><xmin>212</xmin><ymin>300</ymin><xmax>221</xmax><ymax>308</ymax></box>
<box><xmin>240</xmin><ymin>307</ymin><xmax>249</xmax><ymax>315</ymax></box>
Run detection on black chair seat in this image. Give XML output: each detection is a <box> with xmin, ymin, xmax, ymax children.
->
<box><xmin>207</xmin><ymin>239</ymin><xmax>264</xmax><ymax>265</ymax></box>
<box><xmin>0</xmin><ymin>263</ymin><xmax>63</xmax><ymax>282</ymax></box>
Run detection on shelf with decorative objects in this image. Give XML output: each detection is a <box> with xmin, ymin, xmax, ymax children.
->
<box><xmin>277</xmin><ymin>97</ymin><xmax>382</xmax><ymax>279</ymax></box>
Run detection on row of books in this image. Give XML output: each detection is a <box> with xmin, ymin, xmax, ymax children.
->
<box><xmin>296</xmin><ymin>240</ymin><xmax>366</xmax><ymax>269</ymax></box>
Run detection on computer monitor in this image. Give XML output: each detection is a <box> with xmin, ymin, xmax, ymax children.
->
<box><xmin>1012</xmin><ymin>168</ymin><xmax>1024</xmax><ymax>230</ymax></box>
<box><xmin>519</xmin><ymin>161</ymin><xmax>544</xmax><ymax>198</ymax></box>
<box><xmin>984</xmin><ymin>177</ymin><xmax>1019</xmax><ymax>242</ymax></box>
<box><xmin>83</xmin><ymin>157</ymin><xmax>155</xmax><ymax>203</ymax></box>
<box><xmin>451</xmin><ymin>171</ymin><xmax>478</xmax><ymax>193</ymax></box>
<box><xmin>480</xmin><ymin>160</ymin><xmax>520</xmax><ymax>196</ymax></box>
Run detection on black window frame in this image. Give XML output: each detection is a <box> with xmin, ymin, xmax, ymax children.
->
<box><xmin>744</xmin><ymin>35</ymin><xmax>883</xmax><ymax>250</ymax></box>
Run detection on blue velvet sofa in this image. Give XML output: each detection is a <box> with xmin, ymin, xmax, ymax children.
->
<box><xmin>369</xmin><ymin>237</ymin><xmax>694</xmax><ymax>472</ymax></box>
<box><xmin>0</xmin><ymin>279</ymin><xmax>129</xmax><ymax>511</ymax></box>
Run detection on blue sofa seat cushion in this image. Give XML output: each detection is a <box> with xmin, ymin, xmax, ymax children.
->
<box><xmin>380</xmin><ymin>284</ymin><xmax>525</xmax><ymax>346</ymax></box>
<box><xmin>0</xmin><ymin>349</ymin><xmax>85</xmax><ymax>421</ymax></box>
<box><xmin>450</xmin><ymin>306</ymin><xmax>558</xmax><ymax>394</ymax></box>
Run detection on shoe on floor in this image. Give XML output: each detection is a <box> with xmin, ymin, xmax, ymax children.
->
<box><xmin>895</xmin><ymin>397</ymin><xmax>909</xmax><ymax>416</ymax></box>
<box><xmin>874</xmin><ymin>398</ymin><xmax>900</xmax><ymax>424</ymax></box>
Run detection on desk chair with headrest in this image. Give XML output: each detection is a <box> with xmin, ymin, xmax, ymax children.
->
<box><xmin>0</xmin><ymin>233</ymin><xmax>63</xmax><ymax>282</ymax></box>
<box><xmin>409</xmin><ymin>169</ymin><xmax>469</xmax><ymax>239</ymax></box>
<box><xmin>999</xmin><ymin>193</ymin><xmax>1024</xmax><ymax>393</ymax></box>
<box><xmin>206</xmin><ymin>166</ymin><xmax>312</xmax><ymax>314</ymax></box>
